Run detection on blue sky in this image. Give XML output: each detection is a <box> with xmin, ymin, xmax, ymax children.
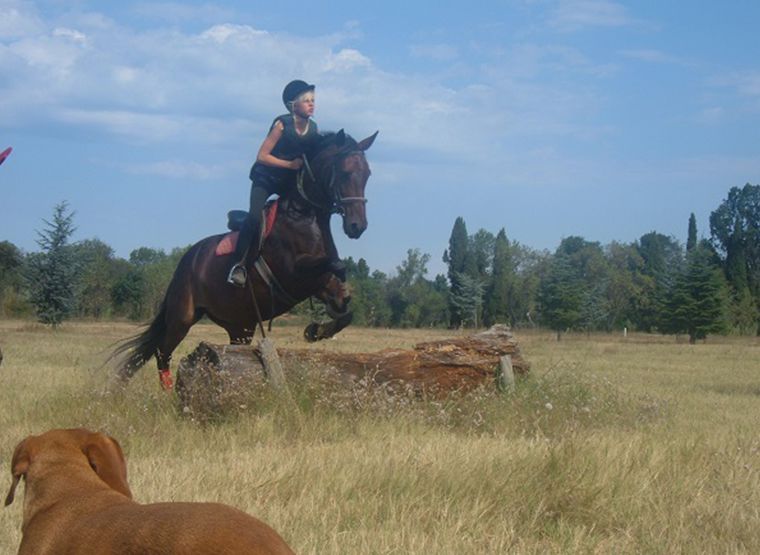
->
<box><xmin>1</xmin><ymin>1</ymin><xmax>759</xmax><ymax>277</ymax></box>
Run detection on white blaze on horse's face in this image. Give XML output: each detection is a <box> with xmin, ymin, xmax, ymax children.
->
<box><xmin>339</xmin><ymin>131</ymin><xmax>378</xmax><ymax>239</ymax></box>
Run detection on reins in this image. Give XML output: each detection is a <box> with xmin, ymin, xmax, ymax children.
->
<box><xmin>296</xmin><ymin>149</ymin><xmax>368</xmax><ymax>215</ymax></box>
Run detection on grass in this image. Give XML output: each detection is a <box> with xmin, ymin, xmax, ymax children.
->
<box><xmin>1</xmin><ymin>320</ymin><xmax>759</xmax><ymax>553</ymax></box>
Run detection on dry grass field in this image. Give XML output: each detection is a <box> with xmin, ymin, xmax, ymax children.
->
<box><xmin>1</xmin><ymin>319</ymin><xmax>759</xmax><ymax>554</ymax></box>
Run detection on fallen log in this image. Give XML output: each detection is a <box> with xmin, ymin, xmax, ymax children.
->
<box><xmin>176</xmin><ymin>325</ymin><xmax>529</xmax><ymax>412</ymax></box>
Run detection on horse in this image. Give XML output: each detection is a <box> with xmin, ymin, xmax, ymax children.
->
<box><xmin>113</xmin><ymin>130</ymin><xmax>378</xmax><ymax>390</ymax></box>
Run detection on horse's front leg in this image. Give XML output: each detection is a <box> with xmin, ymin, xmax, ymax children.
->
<box><xmin>304</xmin><ymin>311</ymin><xmax>353</xmax><ymax>342</ymax></box>
<box><xmin>303</xmin><ymin>272</ymin><xmax>353</xmax><ymax>342</ymax></box>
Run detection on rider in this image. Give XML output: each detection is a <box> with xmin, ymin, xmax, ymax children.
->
<box><xmin>227</xmin><ymin>79</ymin><xmax>320</xmax><ymax>287</ymax></box>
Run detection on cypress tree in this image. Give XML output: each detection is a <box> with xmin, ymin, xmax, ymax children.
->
<box><xmin>687</xmin><ymin>213</ymin><xmax>697</xmax><ymax>252</ymax></box>
<box><xmin>483</xmin><ymin>228</ymin><xmax>513</xmax><ymax>326</ymax></box>
<box><xmin>443</xmin><ymin>217</ymin><xmax>470</xmax><ymax>326</ymax></box>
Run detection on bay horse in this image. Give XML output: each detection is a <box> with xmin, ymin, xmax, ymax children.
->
<box><xmin>114</xmin><ymin>130</ymin><xmax>378</xmax><ymax>390</ymax></box>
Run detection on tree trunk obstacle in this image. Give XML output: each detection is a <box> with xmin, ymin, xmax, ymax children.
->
<box><xmin>176</xmin><ymin>324</ymin><xmax>529</xmax><ymax>412</ymax></box>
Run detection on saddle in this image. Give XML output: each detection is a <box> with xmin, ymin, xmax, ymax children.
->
<box><xmin>214</xmin><ymin>200</ymin><xmax>279</xmax><ymax>257</ymax></box>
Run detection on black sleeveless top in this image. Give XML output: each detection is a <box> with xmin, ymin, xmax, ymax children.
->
<box><xmin>270</xmin><ymin>114</ymin><xmax>319</xmax><ymax>160</ymax></box>
<box><xmin>250</xmin><ymin>114</ymin><xmax>320</xmax><ymax>186</ymax></box>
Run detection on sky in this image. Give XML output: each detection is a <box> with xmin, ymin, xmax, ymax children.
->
<box><xmin>1</xmin><ymin>0</ymin><xmax>759</xmax><ymax>277</ymax></box>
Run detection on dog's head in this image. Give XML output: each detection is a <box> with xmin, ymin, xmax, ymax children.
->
<box><xmin>5</xmin><ymin>428</ymin><xmax>132</xmax><ymax>506</ymax></box>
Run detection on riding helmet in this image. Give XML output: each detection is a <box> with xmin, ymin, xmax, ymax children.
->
<box><xmin>282</xmin><ymin>80</ymin><xmax>315</xmax><ymax>108</ymax></box>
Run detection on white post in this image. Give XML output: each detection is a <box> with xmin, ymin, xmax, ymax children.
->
<box><xmin>497</xmin><ymin>355</ymin><xmax>515</xmax><ymax>392</ymax></box>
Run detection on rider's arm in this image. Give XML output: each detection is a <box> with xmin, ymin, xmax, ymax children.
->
<box><xmin>256</xmin><ymin>121</ymin><xmax>303</xmax><ymax>170</ymax></box>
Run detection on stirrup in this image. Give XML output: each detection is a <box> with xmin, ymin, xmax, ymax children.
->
<box><xmin>227</xmin><ymin>264</ymin><xmax>247</xmax><ymax>287</ymax></box>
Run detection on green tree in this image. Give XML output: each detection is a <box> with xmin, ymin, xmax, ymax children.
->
<box><xmin>662</xmin><ymin>242</ymin><xmax>729</xmax><ymax>343</ymax></box>
<box><xmin>635</xmin><ymin>232</ymin><xmax>683</xmax><ymax>332</ymax></box>
<box><xmin>344</xmin><ymin>257</ymin><xmax>392</xmax><ymax>326</ymax></box>
<box><xmin>385</xmin><ymin>249</ymin><xmax>448</xmax><ymax>327</ymax></box>
<box><xmin>538</xmin><ymin>254</ymin><xmax>584</xmax><ymax>340</ymax></box>
<box><xmin>483</xmin><ymin>229</ymin><xmax>514</xmax><ymax>326</ymax></box>
<box><xmin>510</xmin><ymin>245</ymin><xmax>548</xmax><ymax>327</ymax></box>
<box><xmin>26</xmin><ymin>202</ymin><xmax>78</xmax><ymax>327</ymax></box>
<box><xmin>470</xmin><ymin>229</ymin><xmax>495</xmax><ymax>279</ymax></box>
<box><xmin>450</xmin><ymin>271</ymin><xmax>485</xmax><ymax>328</ymax></box>
<box><xmin>0</xmin><ymin>241</ymin><xmax>26</xmax><ymax>316</ymax></box>
<box><xmin>709</xmin><ymin>184</ymin><xmax>760</xmax><ymax>333</ymax></box>
<box><xmin>71</xmin><ymin>238</ymin><xmax>119</xmax><ymax>318</ymax></box>
<box><xmin>443</xmin><ymin>217</ymin><xmax>475</xmax><ymax>326</ymax></box>
<box><xmin>687</xmin><ymin>213</ymin><xmax>698</xmax><ymax>252</ymax></box>
<box><xmin>604</xmin><ymin>241</ymin><xmax>645</xmax><ymax>331</ymax></box>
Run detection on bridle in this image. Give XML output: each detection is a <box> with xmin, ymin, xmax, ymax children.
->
<box><xmin>296</xmin><ymin>149</ymin><xmax>368</xmax><ymax>215</ymax></box>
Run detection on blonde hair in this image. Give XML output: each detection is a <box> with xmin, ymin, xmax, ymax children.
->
<box><xmin>287</xmin><ymin>91</ymin><xmax>315</xmax><ymax>113</ymax></box>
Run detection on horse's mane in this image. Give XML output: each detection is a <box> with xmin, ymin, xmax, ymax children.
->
<box><xmin>307</xmin><ymin>131</ymin><xmax>358</xmax><ymax>158</ymax></box>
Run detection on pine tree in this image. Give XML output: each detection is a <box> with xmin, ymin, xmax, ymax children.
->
<box><xmin>26</xmin><ymin>202</ymin><xmax>77</xmax><ymax>327</ymax></box>
<box><xmin>450</xmin><ymin>272</ymin><xmax>485</xmax><ymax>328</ymax></box>
<box><xmin>538</xmin><ymin>254</ymin><xmax>584</xmax><ymax>340</ymax></box>
<box><xmin>662</xmin><ymin>242</ymin><xmax>728</xmax><ymax>343</ymax></box>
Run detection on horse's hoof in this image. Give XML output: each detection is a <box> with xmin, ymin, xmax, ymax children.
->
<box><xmin>304</xmin><ymin>323</ymin><xmax>320</xmax><ymax>343</ymax></box>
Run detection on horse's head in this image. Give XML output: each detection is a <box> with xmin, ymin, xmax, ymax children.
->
<box><xmin>333</xmin><ymin>130</ymin><xmax>377</xmax><ymax>239</ymax></box>
<box><xmin>304</xmin><ymin>130</ymin><xmax>378</xmax><ymax>239</ymax></box>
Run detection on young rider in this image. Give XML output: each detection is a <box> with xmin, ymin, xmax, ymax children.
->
<box><xmin>227</xmin><ymin>80</ymin><xmax>320</xmax><ymax>286</ymax></box>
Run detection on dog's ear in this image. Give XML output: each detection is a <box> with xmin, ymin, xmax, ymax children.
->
<box><xmin>5</xmin><ymin>438</ymin><xmax>31</xmax><ymax>507</ymax></box>
<box><xmin>83</xmin><ymin>433</ymin><xmax>132</xmax><ymax>499</ymax></box>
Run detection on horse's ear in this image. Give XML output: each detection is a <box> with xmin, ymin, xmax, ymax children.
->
<box><xmin>335</xmin><ymin>129</ymin><xmax>346</xmax><ymax>147</ymax></box>
<box><xmin>357</xmin><ymin>131</ymin><xmax>379</xmax><ymax>152</ymax></box>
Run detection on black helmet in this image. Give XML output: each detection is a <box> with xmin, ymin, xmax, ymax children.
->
<box><xmin>282</xmin><ymin>80</ymin><xmax>315</xmax><ymax>109</ymax></box>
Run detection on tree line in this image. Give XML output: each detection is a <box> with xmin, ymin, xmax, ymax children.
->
<box><xmin>2</xmin><ymin>184</ymin><xmax>759</xmax><ymax>342</ymax></box>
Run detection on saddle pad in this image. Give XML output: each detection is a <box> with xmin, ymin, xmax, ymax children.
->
<box><xmin>214</xmin><ymin>200</ymin><xmax>279</xmax><ymax>257</ymax></box>
<box><xmin>215</xmin><ymin>231</ymin><xmax>239</xmax><ymax>256</ymax></box>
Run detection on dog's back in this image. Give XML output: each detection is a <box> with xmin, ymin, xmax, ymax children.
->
<box><xmin>6</xmin><ymin>429</ymin><xmax>295</xmax><ymax>555</ymax></box>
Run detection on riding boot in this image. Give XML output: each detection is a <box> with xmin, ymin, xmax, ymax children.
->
<box><xmin>227</xmin><ymin>186</ymin><xmax>269</xmax><ymax>287</ymax></box>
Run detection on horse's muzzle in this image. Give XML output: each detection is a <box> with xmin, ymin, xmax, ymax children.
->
<box><xmin>345</xmin><ymin>221</ymin><xmax>366</xmax><ymax>239</ymax></box>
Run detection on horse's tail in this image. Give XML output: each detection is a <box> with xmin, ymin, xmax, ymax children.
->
<box><xmin>112</xmin><ymin>299</ymin><xmax>168</xmax><ymax>381</ymax></box>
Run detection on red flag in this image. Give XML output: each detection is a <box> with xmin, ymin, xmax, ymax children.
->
<box><xmin>0</xmin><ymin>147</ymin><xmax>11</xmax><ymax>166</ymax></box>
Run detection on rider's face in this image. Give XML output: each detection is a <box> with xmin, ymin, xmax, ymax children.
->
<box><xmin>293</xmin><ymin>93</ymin><xmax>315</xmax><ymax>118</ymax></box>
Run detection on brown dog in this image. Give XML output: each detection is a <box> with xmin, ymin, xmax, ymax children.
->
<box><xmin>5</xmin><ymin>428</ymin><xmax>295</xmax><ymax>554</ymax></box>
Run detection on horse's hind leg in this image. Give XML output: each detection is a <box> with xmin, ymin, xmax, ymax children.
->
<box><xmin>155</xmin><ymin>304</ymin><xmax>203</xmax><ymax>391</ymax></box>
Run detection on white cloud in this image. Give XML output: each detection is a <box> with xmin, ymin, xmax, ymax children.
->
<box><xmin>0</xmin><ymin>0</ymin><xmax>44</xmax><ymax>39</ymax></box>
<box><xmin>0</xmin><ymin>1</ymin><xmax>620</xmax><ymax>182</ymax></box>
<box><xmin>410</xmin><ymin>43</ymin><xmax>459</xmax><ymax>62</ymax></box>
<box><xmin>321</xmin><ymin>48</ymin><xmax>371</xmax><ymax>72</ymax></box>
<box><xmin>548</xmin><ymin>0</ymin><xmax>636</xmax><ymax>31</ymax></box>
<box><xmin>708</xmin><ymin>69</ymin><xmax>760</xmax><ymax>113</ymax></box>
<box><xmin>52</xmin><ymin>27</ymin><xmax>87</xmax><ymax>45</ymax></box>
<box><xmin>730</xmin><ymin>71</ymin><xmax>760</xmax><ymax>97</ymax></box>
<box><xmin>130</xmin><ymin>2</ymin><xmax>235</xmax><ymax>24</ymax></box>
<box><xmin>695</xmin><ymin>106</ymin><xmax>725</xmax><ymax>124</ymax></box>
<box><xmin>200</xmin><ymin>23</ymin><xmax>267</xmax><ymax>44</ymax></box>
<box><xmin>619</xmin><ymin>49</ymin><xmax>683</xmax><ymax>65</ymax></box>
<box><xmin>127</xmin><ymin>159</ymin><xmax>229</xmax><ymax>180</ymax></box>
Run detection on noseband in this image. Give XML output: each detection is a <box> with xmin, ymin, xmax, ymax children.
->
<box><xmin>297</xmin><ymin>150</ymin><xmax>368</xmax><ymax>215</ymax></box>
